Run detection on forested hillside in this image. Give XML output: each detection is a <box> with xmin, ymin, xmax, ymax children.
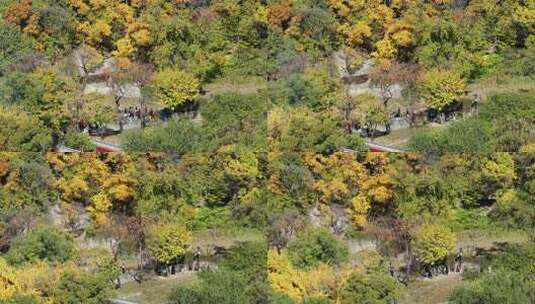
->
<box><xmin>0</xmin><ymin>1</ymin><xmax>534</xmax><ymax>304</ymax></box>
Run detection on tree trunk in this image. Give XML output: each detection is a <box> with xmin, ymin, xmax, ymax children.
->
<box><xmin>405</xmin><ymin>242</ymin><xmax>412</xmax><ymax>277</ymax></box>
<box><xmin>346</xmin><ymin>122</ymin><xmax>352</xmax><ymax>134</ymax></box>
<box><xmin>138</xmin><ymin>244</ymin><xmax>144</xmax><ymax>270</ymax></box>
<box><xmin>370</xmin><ymin>124</ymin><xmax>377</xmax><ymax>139</ymax></box>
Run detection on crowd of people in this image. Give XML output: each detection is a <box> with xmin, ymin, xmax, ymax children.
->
<box><xmin>121</xmin><ymin>106</ymin><xmax>158</xmax><ymax>125</ymax></box>
<box><xmin>155</xmin><ymin>246</ymin><xmax>211</xmax><ymax>278</ymax></box>
<box><xmin>422</xmin><ymin>248</ymin><xmax>464</xmax><ymax>279</ymax></box>
<box><xmin>387</xmin><ymin>248</ymin><xmax>465</xmax><ymax>284</ymax></box>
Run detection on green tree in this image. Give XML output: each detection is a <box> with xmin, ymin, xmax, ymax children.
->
<box><xmin>53</xmin><ymin>270</ymin><xmax>112</xmax><ymax>304</ymax></box>
<box><xmin>478</xmin><ymin>92</ymin><xmax>535</xmax><ymax>151</ymax></box>
<box><xmin>395</xmin><ymin>172</ymin><xmax>457</xmax><ymax>220</ymax></box>
<box><xmin>167</xmin><ymin>286</ymin><xmax>203</xmax><ymax>304</ymax></box>
<box><xmin>219</xmin><ymin>241</ymin><xmax>269</xmax><ymax>303</ymax></box>
<box><xmin>449</xmin><ymin>242</ymin><xmax>535</xmax><ymax>304</ymax></box>
<box><xmin>220</xmin><ymin>241</ymin><xmax>267</xmax><ymax>278</ymax></box>
<box><xmin>0</xmin><ymin>20</ymin><xmax>33</xmax><ymax>76</ymax></box>
<box><xmin>353</xmin><ymin>93</ymin><xmax>389</xmax><ymax>138</ymax></box>
<box><xmin>270</xmin><ymin>107</ymin><xmax>364</xmax><ymax>155</ymax></box>
<box><xmin>487</xmin><ymin>243</ymin><xmax>535</xmax><ymax>276</ymax></box>
<box><xmin>5</xmin><ymin>225</ymin><xmax>75</xmax><ymax>266</ymax></box>
<box><xmin>409</xmin><ymin>118</ymin><xmax>496</xmax><ymax>155</ymax></box>
<box><xmin>270</xmin><ymin>161</ymin><xmax>316</xmax><ymax>210</ymax></box>
<box><xmin>168</xmin><ymin>269</ymin><xmax>249</xmax><ymax>304</ymax></box>
<box><xmin>449</xmin><ymin>271</ymin><xmax>534</xmax><ymax>304</ymax></box>
<box><xmin>122</xmin><ymin>117</ymin><xmax>201</xmax><ymax>154</ymax></box>
<box><xmin>340</xmin><ymin>271</ymin><xmax>400</xmax><ymax>304</ymax></box>
<box><xmin>0</xmin><ymin>68</ymin><xmax>73</xmax><ymax>131</ymax></box>
<box><xmin>0</xmin><ymin>153</ymin><xmax>56</xmax><ymax>216</ymax></box>
<box><xmin>303</xmin><ymin>298</ymin><xmax>334</xmax><ymax>304</ymax></box>
<box><xmin>287</xmin><ymin>229</ymin><xmax>348</xmax><ymax>269</ymax></box>
<box><xmin>0</xmin><ymin>107</ymin><xmax>51</xmax><ymax>151</ymax></box>
<box><xmin>62</xmin><ymin>132</ymin><xmax>96</xmax><ymax>152</ymax></box>
<box><xmin>492</xmin><ymin>189</ymin><xmax>535</xmax><ymax>233</ymax></box>
<box><xmin>74</xmin><ymin>93</ymin><xmax>116</xmax><ymax>127</ymax></box>
<box><xmin>269</xmin><ymin>66</ymin><xmax>341</xmax><ymax>111</ymax></box>
<box><xmin>202</xmin><ymin>93</ymin><xmax>267</xmax><ymax>150</ymax></box>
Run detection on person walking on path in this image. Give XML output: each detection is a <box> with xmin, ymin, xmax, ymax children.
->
<box><xmin>471</xmin><ymin>93</ymin><xmax>481</xmax><ymax>115</ymax></box>
<box><xmin>193</xmin><ymin>246</ymin><xmax>201</xmax><ymax>271</ymax></box>
<box><xmin>454</xmin><ymin>248</ymin><xmax>464</xmax><ymax>273</ymax></box>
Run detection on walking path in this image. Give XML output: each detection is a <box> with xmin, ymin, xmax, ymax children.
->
<box><xmin>93</xmin><ymin>139</ymin><xmax>122</xmax><ymax>152</ymax></box>
<box><xmin>365</xmin><ymin>141</ymin><xmax>405</xmax><ymax>152</ymax></box>
<box><xmin>108</xmin><ymin>299</ymin><xmax>139</xmax><ymax>304</ymax></box>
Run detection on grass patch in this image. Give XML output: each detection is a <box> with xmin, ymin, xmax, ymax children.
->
<box><xmin>190</xmin><ymin>227</ymin><xmax>265</xmax><ymax>249</ymax></box>
<box><xmin>205</xmin><ymin>75</ymin><xmax>267</xmax><ymax>97</ymax></box>
<box><xmin>447</xmin><ymin>208</ymin><xmax>491</xmax><ymax>232</ymax></box>
<box><xmin>456</xmin><ymin>228</ymin><xmax>528</xmax><ymax>251</ymax></box>
<box><xmin>469</xmin><ymin>76</ymin><xmax>535</xmax><ymax>100</ymax></box>
<box><xmin>372</xmin><ymin>125</ymin><xmax>439</xmax><ymax>149</ymax></box>
<box><xmin>116</xmin><ymin>273</ymin><xmax>198</xmax><ymax>304</ymax></box>
<box><xmin>399</xmin><ymin>273</ymin><xmax>463</xmax><ymax>304</ymax></box>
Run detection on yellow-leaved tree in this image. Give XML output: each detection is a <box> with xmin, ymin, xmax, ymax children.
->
<box><xmin>482</xmin><ymin>153</ymin><xmax>516</xmax><ymax>190</ymax></box>
<box><xmin>0</xmin><ymin>257</ymin><xmax>25</xmax><ymax>300</ymax></box>
<box><xmin>46</xmin><ymin>153</ymin><xmax>136</xmax><ymax>229</ymax></box>
<box><xmin>0</xmin><ymin>258</ymin><xmax>59</xmax><ymax>301</ymax></box>
<box><xmin>67</xmin><ymin>0</ymin><xmax>152</xmax><ymax>63</ymax></box>
<box><xmin>268</xmin><ymin>249</ymin><xmax>354</xmax><ymax>302</ymax></box>
<box><xmin>418</xmin><ymin>69</ymin><xmax>466</xmax><ymax>110</ymax></box>
<box><xmin>303</xmin><ymin>152</ymin><xmax>365</xmax><ymax>205</ymax></box>
<box><xmin>328</xmin><ymin>0</ymin><xmax>418</xmax><ymax>62</ymax></box>
<box><xmin>349</xmin><ymin>153</ymin><xmax>395</xmax><ymax>227</ymax></box>
<box><xmin>147</xmin><ymin>221</ymin><xmax>191</xmax><ymax>264</ymax></box>
<box><xmin>302</xmin><ymin>152</ymin><xmax>393</xmax><ymax>229</ymax></box>
<box><xmin>87</xmin><ymin>192</ymin><xmax>112</xmax><ymax>227</ymax></box>
<box><xmin>412</xmin><ymin>223</ymin><xmax>456</xmax><ymax>264</ymax></box>
<box><xmin>152</xmin><ymin>69</ymin><xmax>200</xmax><ymax>110</ymax></box>
<box><xmin>348</xmin><ymin>194</ymin><xmax>370</xmax><ymax>229</ymax></box>
<box><xmin>267</xmin><ymin>249</ymin><xmax>306</xmax><ymax>301</ymax></box>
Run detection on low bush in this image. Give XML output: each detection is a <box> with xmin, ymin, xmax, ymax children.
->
<box><xmin>5</xmin><ymin>225</ymin><xmax>75</xmax><ymax>266</ymax></box>
<box><xmin>287</xmin><ymin>229</ymin><xmax>348</xmax><ymax>269</ymax></box>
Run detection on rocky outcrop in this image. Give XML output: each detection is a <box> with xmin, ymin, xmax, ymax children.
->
<box><xmin>333</xmin><ymin>50</ymin><xmax>403</xmax><ymax>98</ymax></box>
<box><xmin>308</xmin><ymin>203</ymin><xmax>349</xmax><ymax>235</ymax></box>
<box><xmin>84</xmin><ymin>82</ymin><xmax>141</xmax><ymax>99</ymax></box>
<box><xmin>48</xmin><ymin>202</ymin><xmax>90</xmax><ymax>236</ymax></box>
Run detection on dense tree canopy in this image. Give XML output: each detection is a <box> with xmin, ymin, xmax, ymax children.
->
<box><xmin>0</xmin><ymin>108</ymin><xmax>52</xmax><ymax>151</ymax></box>
<box><xmin>0</xmin><ymin>0</ymin><xmax>533</xmax><ymax>304</ymax></box>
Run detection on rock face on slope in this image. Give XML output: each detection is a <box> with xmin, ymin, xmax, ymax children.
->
<box><xmin>84</xmin><ymin>82</ymin><xmax>141</xmax><ymax>99</ymax></box>
<box><xmin>308</xmin><ymin>203</ymin><xmax>349</xmax><ymax>235</ymax></box>
<box><xmin>72</xmin><ymin>51</ymin><xmax>142</xmax><ymax>99</ymax></box>
<box><xmin>48</xmin><ymin>203</ymin><xmax>90</xmax><ymax>236</ymax></box>
<box><xmin>333</xmin><ymin>50</ymin><xmax>403</xmax><ymax>99</ymax></box>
